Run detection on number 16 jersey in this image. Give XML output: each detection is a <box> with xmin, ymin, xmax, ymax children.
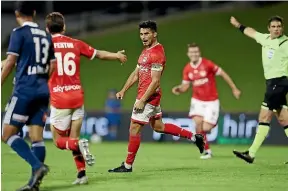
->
<box><xmin>49</xmin><ymin>34</ymin><xmax>97</xmax><ymax>109</ymax></box>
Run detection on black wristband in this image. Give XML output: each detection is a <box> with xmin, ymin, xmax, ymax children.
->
<box><xmin>239</xmin><ymin>25</ymin><xmax>246</xmax><ymax>33</ymax></box>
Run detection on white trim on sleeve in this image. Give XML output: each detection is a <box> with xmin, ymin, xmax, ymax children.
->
<box><xmin>216</xmin><ymin>68</ymin><xmax>222</xmax><ymax>76</ymax></box>
<box><xmin>182</xmin><ymin>80</ymin><xmax>191</xmax><ymax>84</ymax></box>
<box><xmin>90</xmin><ymin>49</ymin><xmax>97</xmax><ymax>60</ymax></box>
<box><xmin>7</xmin><ymin>52</ymin><xmax>19</xmax><ymax>56</ymax></box>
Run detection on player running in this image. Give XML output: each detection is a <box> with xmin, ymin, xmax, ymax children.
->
<box><xmin>172</xmin><ymin>43</ymin><xmax>241</xmax><ymax>159</ymax></box>
<box><xmin>45</xmin><ymin>12</ymin><xmax>127</xmax><ymax>183</ymax></box>
<box><xmin>1</xmin><ymin>2</ymin><xmax>54</xmax><ymax>190</ymax></box>
<box><xmin>230</xmin><ymin>16</ymin><xmax>288</xmax><ymax>163</ymax></box>
<box><xmin>108</xmin><ymin>20</ymin><xmax>205</xmax><ymax>173</ymax></box>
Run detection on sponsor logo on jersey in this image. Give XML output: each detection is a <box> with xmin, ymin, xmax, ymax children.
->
<box><xmin>53</xmin><ymin>85</ymin><xmax>82</xmax><ymax>93</ymax></box>
<box><xmin>193</xmin><ymin>78</ymin><xmax>208</xmax><ymax>86</ymax></box>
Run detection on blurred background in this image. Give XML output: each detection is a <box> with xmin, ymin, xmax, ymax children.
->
<box><xmin>1</xmin><ymin>1</ymin><xmax>287</xmax><ymax>145</ymax></box>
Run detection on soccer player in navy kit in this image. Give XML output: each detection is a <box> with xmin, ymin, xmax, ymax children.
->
<box><xmin>1</xmin><ymin>2</ymin><xmax>55</xmax><ymax>190</ymax></box>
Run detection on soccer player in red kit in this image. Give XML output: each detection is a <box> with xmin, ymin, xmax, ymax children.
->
<box><xmin>108</xmin><ymin>21</ymin><xmax>205</xmax><ymax>173</ymax></box>
<box><xmin>46</xmin><ymin>12</ymin><xmax>127</xmax><ymax>183</ymax></box>
<box><xmin>172</xmin><ymin>43</ymin><xmax>241</xmax><ymax>159</ymax></box>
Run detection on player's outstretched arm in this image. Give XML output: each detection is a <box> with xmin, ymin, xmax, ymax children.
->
<box><xmin>96</xmin><ymin>50</ymin><xmax>127</xmax><ymax>64</ymax></box>
<box><xmin>230</xmin><ymin>16</ymin><xmax>257</xmax><ymax>39</ymax></box>
<box><xmin>218</xmin><ymin>69</ymin><xmax>241</xmax><ymax>99</ymax></box>
<box><xmin>172</xmin><ymin>83</ymin><xmax>190</xmax><ymax>95</ymax></box>
<box><xmin>117</xmin><ymin>67</ymin><xmax>139</xmax><ymax>98</ymax></box>
<box><xmin>1</xmin><ymin>55</ymin><xmax>16</xmax><ymax>85</ymax></box>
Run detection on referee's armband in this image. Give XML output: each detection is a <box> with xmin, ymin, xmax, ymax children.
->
<box><xmin>239</xmin><ymin>25</ymin><xmax>247</xmax><ymax>33</ymax></box>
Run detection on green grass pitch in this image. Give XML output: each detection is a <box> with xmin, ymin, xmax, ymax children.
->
<box><xmin>1</xmin><ymin>142</ymin><xmax>288</xmax><ymax>191</ymax></box>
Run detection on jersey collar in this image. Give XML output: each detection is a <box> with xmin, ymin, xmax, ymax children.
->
<box><xmin>22</xmin><ymin>21</ymin><xmax>38</xmax><ymax>27</ymax></box>
<box><xmin>190</xmin><ymin>57</ymin><xmax>202</xmax><ymax>69</ymax></box>
<box><xmin>51</xmin><ymin>34</ymin><xmax>63</xmax><ymax>38</ymax></box>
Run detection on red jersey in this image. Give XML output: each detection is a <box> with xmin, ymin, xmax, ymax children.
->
<box><xmin>182</xmin><ymin>57</ymin><xmax>221</xmax><ymax>101</ymax></box>
<box><xmin>49</xmin><ymin>34</ymin><xmax>97</xmax><ymax>109</ymax></box>
<box><xmin>137</xmin><ymin>43</ymin><xmax>166</xmax><ymax>106</ymax></box>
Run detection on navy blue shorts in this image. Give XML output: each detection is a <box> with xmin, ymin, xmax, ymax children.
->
<box><xmin>3</xmin><ymin>93</ymin><xmax>49</xmax><ymax>129</ymax></box>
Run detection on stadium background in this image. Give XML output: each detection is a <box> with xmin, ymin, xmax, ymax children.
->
<box><xmin>1</xmin><ymin>2</ymin><xmax>288</xmax><ymax>191</ymax></box>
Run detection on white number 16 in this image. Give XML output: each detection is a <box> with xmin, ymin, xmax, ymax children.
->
<box><xmin>55</xmin><ymin>52</ymin><xmax>76</xmax><ymax>76</ymax></box>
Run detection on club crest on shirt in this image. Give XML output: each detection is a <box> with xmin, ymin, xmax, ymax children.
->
<box><xmin>142</xmin><ymin>56</ymin><xmax>148</xmax><ymax>63</ymax></box>
<box><xmin>200</xmin><ymin>71</ymin><xmax>206</xmax><ymax>77</ymax></box>
<box><xmin>188</xmin><ymin>73</ymin><xmax>193</xmax><ymax>80</ymax></box>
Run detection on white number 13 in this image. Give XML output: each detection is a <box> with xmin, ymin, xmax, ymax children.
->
<box><xmin>55</xmin><ymin>52</ymin><xmax>76</xmax><ymax>76</ymax></box>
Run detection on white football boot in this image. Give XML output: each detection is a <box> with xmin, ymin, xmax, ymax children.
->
<box><xmin>200</xmin><ymin>149</ymin><xmax>212</xmax><ymax>159</ymax></box>
<box><xmin>72</xmin><ymin>176</ymin><xmax>88</xmax><ymax>185</ymax></box>
<box><xmin>78</xmin><ymin>139</ymin><xmax>95</xmax><ymax>166</ymax></box>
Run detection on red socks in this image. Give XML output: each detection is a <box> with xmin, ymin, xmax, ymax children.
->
<box><xmin>56</xmin><ymin>137</ymin><xmax>79</xmax><ymax>151</ymax></box>
<box><xmin>125</xmin><ymin>134</ymin><xmax>141</xmax><ymax>166</ymax></box>
<box><xmin>72</xmin><ymin>150</ymin><xmax>86</xmax><ymax>172</ymax></box>
<box><xmin>202</xmin><ymin>132</ymin><xmax>210</xmax><ymax>151</ymax></box>
<box><xmin>164</xmin><ymin>123</ymin><xmax>193</xmax><ymax>140</ymax></box>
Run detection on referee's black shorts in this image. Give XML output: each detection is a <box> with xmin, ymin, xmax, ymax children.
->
<box><xmin>262</xmin><ymin>76</ymin><xmax>288</xmax><ymax>111</ymax></box>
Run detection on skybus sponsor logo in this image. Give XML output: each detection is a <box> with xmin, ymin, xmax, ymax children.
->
<box><xmin>53</xmin><ymin>85</ymin><xmax>81</xmax><ymax>92</ymax></box>
<box><xmin>217</xmin><ymin>113</ymin><xmax>259</xmax><ymax>144</ymax></box>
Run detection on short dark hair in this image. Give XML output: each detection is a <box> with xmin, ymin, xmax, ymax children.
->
<box><xmin>268</xmin><ymin>16</ymin><xmax>284</xmax><ymax>26</ymax></box>
<box><xmin>15</xmin><ymin>1</ymin><xmax>36</xmax><ymax>17</ymax></box>
<box><xmin>46</xmin><ymin>12</ymin><xmax>65</xmax><ymax>34</ymax></box>
<box><xmin>187</xmin><ymin>43</ymin><xmax>199</xmax><ymax>48</ymax></box>
<box><xmin>139</xmin><ymin>20</ymin><xmax>157</xmax><ymax>32</ymax></box>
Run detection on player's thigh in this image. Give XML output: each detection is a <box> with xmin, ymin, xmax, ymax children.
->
<box><xmin>27</xmin><ymin>97</ymin><xmax>50</xmax><ymax>142</ymax></box>
<box><xmin>70</xmin><ymin>106</ymin><xmax>85</xmax><ymax>139</ymax></box>
<box><xmin>50</xmin><ymin>106</ymin><xmax>73</xmax><ymax>136</ymax></box>
<box><xmin>203</xmin><ymin>100</ymin><xmax>219</xmax><ymax>131</ymax></box>
<box><xmin>2</xmin><ymin>96</ymin><xmax>28</xmax><ymax>142</ymax></box>
<box><xmin>189</xmin><ymin>98</ymin><xmax>205</xmax><ymax>119</ymax></box>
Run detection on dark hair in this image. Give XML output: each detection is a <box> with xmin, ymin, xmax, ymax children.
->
<box><xmin>187</xmin><ymin>43</ymin><xmax>199</xmax><ymax>48</ymax></box>
<box><xmin>15</xmin><ymin>1</ymin><xmax>36</xmax><ymax>17</ymax></box>
<box><xmin>268</xmin><ymin>16</ymin><xmax>283</xmax><ymax>26</ymax></box>
<box><xmin>139</xmin><ymin>20</ymin><xmax>157</xmax><ymax>32</ymax></box>
<box><xmin>46</xmin><ymin>12</ymin><xmax>65</xmax><ymax>34</ymax></box>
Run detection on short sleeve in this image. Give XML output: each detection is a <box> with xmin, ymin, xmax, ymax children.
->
<box><xmin>7</xmin><ymin>29</ymin><xmax>23</xmax><ymax>56</ymax></box>
<box><xmin>150</xmin><ymin>52</ymin><xmax>165</xmax><ymax>72</ymax></box>
<box><xmin>79</xmin><ymin>40</ymin><xmax>97</xmax><ymax>60</ymax></box>
<box><xmin>182</xmin><ymin>66</ymin><xmax>190</xmax><ymax>84</ymax></box>
<box><xmin>255</xmin><ymin>32</ymin><xmax>269</xmax><ymax>45</ymax></box>
<box><xmin>208</xmin><ymin>60</ymin><xmax>221</xmax><ymax>76</ymax></box>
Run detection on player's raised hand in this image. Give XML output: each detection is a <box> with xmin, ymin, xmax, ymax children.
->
<box><xmin>232</xmin><ymin>88</ymin><xmax>241</xmax><ymax>100</ymax></box>
<box><xmin>116</xmin><ymin>91</ymin><xmax>125</xmax><ymax>100</ymax></box>
<box><xmin>172</xmin><ymin>86</ymin><xmax>181</xmax><ymax>95</ymax></box>
<box><xmin>117</xmin><ymin>50</ymin><xmax>127</xmax><ymax>65</ymax></box>
<box><xmin>230</xmin><ymin>16</ymin><xmax>240</xmax><ymax>28</ymax></box>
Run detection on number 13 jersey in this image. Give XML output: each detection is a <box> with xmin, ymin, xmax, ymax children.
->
<box><xmin>49</xmin><ymin>34</ymin><xmax>97</xmax><ymax>109</ymax></box>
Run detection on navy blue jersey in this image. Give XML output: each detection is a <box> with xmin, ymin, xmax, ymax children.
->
<box><xmin>7</xmin><ymin>21</ymin><xmax>55</xmax><ymax>97</ymax></box>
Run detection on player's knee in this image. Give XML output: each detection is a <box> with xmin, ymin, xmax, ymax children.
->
<box><xmin>1</xmin><ymin>125</ymin><xmax>19</xmax><ymax>143</ymax></box>
<box><xmin>258</xmin><ymin>109</ymin><xmax>273</xmax><ymax>123</ymax></box>
<box><xmin>129</xmin><ymin>123</ymin><xmax>142</xmax><ymax>136</ymax></box>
